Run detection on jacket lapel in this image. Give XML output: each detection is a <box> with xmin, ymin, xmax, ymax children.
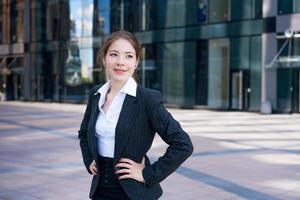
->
<box><xmin>88</xmin><ymin>93</ymin><xmax>101</xmax><ymax>158</ymax></box>
<box><xmin>114</xmin><ymin>93</ymin><xmax>139</xmax><ymax>164</ymax></box>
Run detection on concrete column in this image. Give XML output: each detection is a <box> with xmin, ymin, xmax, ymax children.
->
<box><xmin>261</xmin><ymin>0</ymin><xmax>277</xmax><ymax>113</ymax></box>
<box><xmin>261</xmin><ymin>33</ymin><xmax>277</xmax><ymax>113</ymax></box>
<box><xmin>23</xmin><ymin>0</ymin><xmax>31</xmax><ymax>100</ymax></box>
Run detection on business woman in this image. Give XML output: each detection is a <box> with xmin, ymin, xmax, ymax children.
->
<box><xmin>78</xmin><ymin>30</ymin><xmax>193</xmax><ymax>200</ymax></box>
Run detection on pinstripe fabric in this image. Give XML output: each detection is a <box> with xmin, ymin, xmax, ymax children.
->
<box><xmin>78</xmin><ymin>85</ymin><xmax>194</xmax><ymax>200</ymax></box>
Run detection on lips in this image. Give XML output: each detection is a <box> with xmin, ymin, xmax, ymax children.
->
<box><xmin>114</xmin><ymin>69</ymin><xmax>127</xmax><ymax>75</ymax></box>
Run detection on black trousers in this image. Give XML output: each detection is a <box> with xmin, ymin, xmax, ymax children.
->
<box><xmin>92</xmin><ymin>156</ymin><xmax>130</xmax><ymax>200</ymax></box>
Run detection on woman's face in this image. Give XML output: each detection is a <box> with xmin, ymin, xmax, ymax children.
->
<box><xmin>103</xmin><ymin>39</ymin><xmax>138</xmax><ymax>83</ymax></box>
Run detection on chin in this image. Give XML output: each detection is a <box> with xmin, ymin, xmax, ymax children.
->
<box><xmin>111</xmin><ymin>75</ymin><xmax>130</xmax><ymax>82</ymax></box>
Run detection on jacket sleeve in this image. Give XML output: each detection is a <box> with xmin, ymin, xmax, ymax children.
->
<box><xmin>78</xmin><ymin>87</ymin><xmax>95</xmax><ymax>174</ymax></box>
<box><xmin>142</xmin><ymin>90</ymin><xmax>194</xmax><ymax>186</ymax></box>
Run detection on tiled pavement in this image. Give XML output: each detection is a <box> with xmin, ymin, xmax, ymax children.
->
<box><xmin>0</xmin><ymin>101</ymin><xmax>300</xmax><ymax>200</ymax></box>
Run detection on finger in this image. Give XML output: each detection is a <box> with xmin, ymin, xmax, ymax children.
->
<box><xmin>92</xmin><ymin>166</ymin><xmax>98</xmax><ymax>173</ymax></box>
<box><xmin>92</xmin><ymin>163</ymin><xmax>98</xmax><ymax>171</ymax></box>
<box><xmin>115</xmin><ymin>168</ymin><xmax>131</xmax><ymax>174</ymax></box>
<box><xmin>91</xmin><ymin>165</ymin><xmax>98</xmax><ymax>174</ymax></box>
<box><xmin>91</xmin><ymin>168</ymin><xmax>97</xmax><ymax>175</ymax></box>
<box><xmin>119</xmin><ymin>158</ymin><xmax>135</xmax><ymax>165</ymax></box>
<box><xmin>118</xmin><ymin>174</ymin><xmax>132</xmax><ymax>179</ymax></box>
<box><xmin>115</xmin><ymin>162</ymin><xmax>132</xmax><ymax>169</ymax></box>
<box><xmin>142</xmin><ymin>157</ymin><xmax>145</xmax><ymax>165</ymax></box>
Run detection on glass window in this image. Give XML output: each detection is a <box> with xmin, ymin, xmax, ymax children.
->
<box><xmin>231</xmin><ymin>0</ymin><xmax>252</xmax><ymax>21</ymax></box>
<box><xmin>124</xmin><ymin>0</ymin><xmax>141</xmax><ymax>32</ymax></box>
<box><xmin>156</xmin><ymin>0</ymin><xmax>192</xmax><ymax>29</ymax></box>
<box><xmin>252</xmin><ymin>0</ymin><xmax>262</xmax><ymax>19</ymax></box>
<box><xmin>294</xmin><ymin>0</ymin><xmax>300</xmax><ymax>13</ymax></box>
<box><xmin>31</xmin><ymin>2</ymin><xmax>46</xmax><ymax>42</ymax></box>
<box><xmin>160</xmin><ymin>42</ymin><xmax>186</xmax><ymax>105</ymax></box>
<box><xmin>208</xmin><ymin>39</ymin><xmax>230</xmax><ymax>108</ymax></box>
<box><xmin>140</xmin><ymin>44</ymin><xmax>159</xmax><ymax>90</ymax></box>
<box><xmin>197</xmin><ymin>0</ymin><xmax>208</xmax><ymax>24</ymax></box>
<box><xmin>46</xmin><ymin>1</ymin><xmax>61</xmax><ymax>41</ymax></box>
<box><xmin>110</xmin><ymin>0</ymin><xmax>121</xmax><ymax>32</ymax></box>
<box><xmin>278</xmin><ymin>0</ymin><xmax>292</xmax><ymax>14</ymax></box>
<box><xmin>209</xmin><ymin>0</ymin><xmax>229</xmax><ymax>23</ymax></box>
<box><xmin>69</xmin><ymin>0</ymin><xmax>94</xmax><ymax>38</ymax></box>
<box><xmin>144</xmin><ymin>0</ymin><xmax>157</xmax><ymax>30</ymax></box>
<box><xmin>231</xmin><ymin>0</ymin><xmax>262</xmax><ymax>21</ymax></box>
<box><xmin>249</xmin><ymin>36</ymin><xmax>261</xmax><ymax>110</ymax></box>
<box><xmin>230</xmin><ymin>37</ymin><xmax>250</xmax><ymax>70</ymax></box>
<box><xmin>277</xmin><ymin>0</ymin><xmax>300</xmax><ymax>14</ymax></box>
<box><xmin>0</xmin><ymin>3</ymin><xmax>3</xmax><ymax>44</ymax></box>
<box><xmin>97</xmin><ymin>0</ymin><xmax>111</xmax><ymax>36</ymax></box>
<box><xmin>10</xmin><ymin>1</ymin><xmax>24</xmax><ymax>43</ymax></box>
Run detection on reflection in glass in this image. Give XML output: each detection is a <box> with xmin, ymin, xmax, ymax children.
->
<box><xmin>0</xmin><ymin>4</ymin><xmax>3</xmax><ymax>44</ymax></box>
<box><xmin>208</xmin><ymin>39</ymin><xmax>229</xmax><ymax>108</ymax></box>
<box><xmin>70</xmin><ymin>0</ymin><xmax>94</xmax><ymax>38</ymax></box>
<box><xmin>197</xmin><ymin>0</ymin><xmax>208</xmax><ymax>23</ymax></box>
<box><xmin>141</xmin><ymin>44</ymin><xmax>159</xmax><ymax>90</ymax></box>
<box><xmin>97</xmin><ymin>0</ymin><xmax>111</xmax><ymax>35</ymax></box>
<box><xmin>209</xmin><ymin>0</ymin><xmax>229</xmax><ymax>23</ymax></box>
<box><xmin>10</xmin><ymin>1</ymin><xmax>24</xmax><ymax>43</ymax></box>
<box><xmin>278</xmin><ymin>0</ymin><xmax>300</xmax><ymax>14</ymax></box>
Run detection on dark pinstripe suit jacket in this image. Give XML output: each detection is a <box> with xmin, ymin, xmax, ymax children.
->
<box><xmin>78</xmin><ymin>85</ymin><xmax>193</xmax><ymax>200</ymax></box>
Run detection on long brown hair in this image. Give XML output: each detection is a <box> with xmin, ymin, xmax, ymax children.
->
<box><xmin>98</xmin><ymin>30</ymin><xmax>142</xmax><ymax>81</ymax></box>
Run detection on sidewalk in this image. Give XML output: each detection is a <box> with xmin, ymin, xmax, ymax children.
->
<box><xmin>0</xmin><ymin>101</ymin><xmax>299</xmax><ymax>200</ymax></box>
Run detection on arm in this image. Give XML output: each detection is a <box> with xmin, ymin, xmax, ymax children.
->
<box><xmin>142</xmin><ymin>91</ymin><xmax>194</xmax><ymax>186</ymax></box>
<box><xmin>78</xmin><ymin>87</ymin><xmax>95</xmax><ymax>174</ymax></box>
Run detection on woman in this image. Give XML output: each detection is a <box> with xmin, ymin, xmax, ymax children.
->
<box><xmin>78</xmin><ymin>30</ymin><xmax>193</xmax><ymax>200</ymax></box>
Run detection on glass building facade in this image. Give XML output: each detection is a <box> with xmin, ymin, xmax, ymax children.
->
<box><xmin>0</xmin><ymin>0</ymin><xmax>299</xmax><ymax>113</ymax></box>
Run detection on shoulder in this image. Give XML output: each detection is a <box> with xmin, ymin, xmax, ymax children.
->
<box><xmin>138</xmin><ymin>86</ymin><xmax>161</xmax><ymax>98</ymax></box>
<box><xmin>89</xmin><ymin>85</ymin><xmax>101</xmax><ymax>95</ymax></box>
<box><xmin>137</xmin><ymin>86</ymin><xmax>163</xmax><ymax>107</ymax></box>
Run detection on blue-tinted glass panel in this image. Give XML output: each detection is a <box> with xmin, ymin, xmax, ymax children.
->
<box><xmin>31</xmin><ymin>2</ymin><xmax>46</xmax><ymax>42</ymax></box>
<box><xmin>230</xmin><ymin>37</ymin><xmax>250</xmax><ymax>70</ymax></box>
<box><xmin>0</xmin><ymin>4</ymin><xmax>3</xmax><ymax>44</ymax></box>
<box><xmin>197</xmin><ymin>0</ymin><xmax>208</xmax><ymax>23</ymax></box>
<box><xmin>249</xmin><ymin>36</ymin><xmax>261</xmax><ymax>110</ymax></box>
<box><xmin>97</xmin><ymin>0</ymin><xmax>110</xmax><ymax>35</ymax></box>
<box><xmin>231</xmin><ymin>0</ymin><xmax>251</xmax><ymax>21</ymax></box>
<box><xmin>10</xmin><ymin>1</ymin><xmax>24</xmax><ymax>43</ymax></box>
<box><xmin>208</xmin><ymin>39</ymin><xmax>230</xmax><ymax>109</ymax></box>
<box><xmin>209</xmin><ymin>0</ymin><xmax>229</xmax><ymax>23</ymax></box>
<box><xmin>124</xmin><ymin>0</ymin><xmax>141</xmax><ymax>32</ymax></box>
<box><xmin>70</xmin><ymin>0</ymin><xmax>94</xmax><ymax>38</ymax></box>
<box><xmin>145</xmin><ymin>0</ymin><xmax>157</xmax><ymax>30</ymax></box>
<box><xmin>278</xmin><ymin>0</ymin><xmax>293</xmax><ymax>14</ymax></box>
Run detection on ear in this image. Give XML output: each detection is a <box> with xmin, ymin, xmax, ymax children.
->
<box><xmin>102</xmin><ymin>58</ymin><xmax>106</xmax><ymax>67</ymax></box>
<box><xmin>135</xmin><ymin>58</ymin><xmax>139</xmax><ymax>68</ymax></box>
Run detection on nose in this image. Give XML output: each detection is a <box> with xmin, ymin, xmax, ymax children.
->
<box><xmin>117</xmin><ymin>56</ymin><xmax>125</xmax><ymax>66</ymax></box>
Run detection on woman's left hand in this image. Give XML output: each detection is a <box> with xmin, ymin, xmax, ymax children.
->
<box><xmin>115</xmin><ymin>157</ymin><xmax>145</xmax><ymax>183</ymax></box>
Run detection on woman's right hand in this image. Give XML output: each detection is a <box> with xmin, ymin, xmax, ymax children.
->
<box><xmin>89</xmin><ymin>160</ymin><xmax>98</xmax><ymax>175</ymax></box>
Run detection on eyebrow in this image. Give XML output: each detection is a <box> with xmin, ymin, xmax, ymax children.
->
<box><xmin>108</xmin><ymin>50</ymin><xmax>134</xmax><ymax>54</ymax></box>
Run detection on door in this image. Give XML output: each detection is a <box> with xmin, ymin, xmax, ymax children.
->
<box><xmin>230</xmin><ymin>70</ymin><xmax>250</xmax><ymax>110</ymax></box>
<box><xmin>291</xmin><ymin>69</ymin><xmax>300</xmax><ymax>113</ymax></box>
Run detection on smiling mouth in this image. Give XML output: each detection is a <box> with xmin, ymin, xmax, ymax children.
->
<box><xmin>114</xmin><ymin>69</ymin><xmax>127</xmax><ymax>74</ymax></box>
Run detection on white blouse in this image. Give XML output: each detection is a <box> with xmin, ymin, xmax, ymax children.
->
<box><xmin>95</xmin><ymin>77</ymin><xmax>137</xmax><ymax>158</ymax></box>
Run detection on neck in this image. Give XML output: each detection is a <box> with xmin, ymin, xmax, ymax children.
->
<box><xmin>109</xmin><ymin>79</ymin><xmax>127</xmax><ymax>95</ymax></box>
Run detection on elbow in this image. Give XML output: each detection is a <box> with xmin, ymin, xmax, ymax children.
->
<box><xmin>189</xmin><ymin>142</ymin><xmax>194</xmax><ymax>156</ymax></box>
<box><xmin>186</xmin><ymin>140</ymin><xmax>194</xmax><ymax>157</ymax></box>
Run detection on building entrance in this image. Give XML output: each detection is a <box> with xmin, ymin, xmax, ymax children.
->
<box><xmin>230</xmin><ymin>70</ymin><xmax>250</xmax><ymax>110</ymax></box>
<box><xmin>291</xmin><ymin>69</ymin><xmax>299</xmax><ymax>113</ymax></box>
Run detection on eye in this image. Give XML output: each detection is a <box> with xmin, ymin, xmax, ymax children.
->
<box><xmin>109</xmin><ymin>53</ymin><xmax>118</xmax><ymax>57</ymax></box>
<box><xmin>126</xmin><ymin>54</ymin><xmax>134</xmax><ymax>59</ymax></box>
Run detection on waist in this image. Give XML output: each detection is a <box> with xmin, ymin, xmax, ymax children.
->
<box><xmin>98</xmin><ymin>155</ymin><xmax>120</xmax><ymax>187</ymax></box>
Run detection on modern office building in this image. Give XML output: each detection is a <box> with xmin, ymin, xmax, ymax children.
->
<box><xmin>0</xmin><ymin>0</ymin><xmax>299</xmax><ymax>113</ymax></box>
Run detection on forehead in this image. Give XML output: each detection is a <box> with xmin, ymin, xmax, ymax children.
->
<box><xmin>108</xmin><ymin>39</ymin><xmax>136</xmax><ymax>54</ymax></box>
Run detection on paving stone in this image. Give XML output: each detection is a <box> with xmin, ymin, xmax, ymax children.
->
<box><xmin>1</xmin><ymin>101</ymin><xmax>300</xmax><ymax>200</ymax></box>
